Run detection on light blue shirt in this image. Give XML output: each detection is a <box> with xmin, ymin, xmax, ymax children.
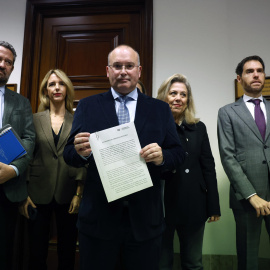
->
<box><xmin>111</xmin><ymin>87</ymin><xmax>138</xmax><ymax>121</ymax></box>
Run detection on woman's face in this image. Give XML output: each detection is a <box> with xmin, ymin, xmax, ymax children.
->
<box><xmin>165</xmin><ymin>82</ymin><xmax>188</xmax><ymax>116</ymax></box>
<box><xmin>46</xmin><ymin>73</ymin><xmax>67</xmax><ymax>104</ymax></box>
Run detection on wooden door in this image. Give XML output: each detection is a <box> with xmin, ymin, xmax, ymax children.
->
<box><xmin>21</xmin><ymin>0</ymin><xmax>153</xmax><ymax>112</ymax></box>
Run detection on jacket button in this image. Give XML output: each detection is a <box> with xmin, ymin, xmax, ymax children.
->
<box><xmin>264</xmin><ymin>145</ymin><xmax>268</xmax><ymax>149</ymax></box>
<box><xmin>185</xmin><ymin>152</ymin><xmax>189</xmax><ymax>156</ymax></box>
<box><xmin>53</xmin><ymin>155</ymin><xmax>58</xmax><ymax>159</ymax></box>
<box><xmin>262</xmin><ymin>160</ymin><xmax>266</xmax><ymax>164</ymax></box>
<box><xmin>185</xmin><ymin>169</ymin><xmax>189</xmax><ymax>173</ymax></box>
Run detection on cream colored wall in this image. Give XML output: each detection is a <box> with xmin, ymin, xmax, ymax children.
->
<box><xmin>2</xmin><ymin>0</ymin><xmax>270</xmax><ymax>257</ymax></box>
<box><xmin>0</xmin><ymin>0</ymin><xmax>27</xmax><ymax>93</ymax></box>
<box><xmin>153</xmin><ymin>0</ymin><xmax>270</xmax><ymax>257</ymax></box>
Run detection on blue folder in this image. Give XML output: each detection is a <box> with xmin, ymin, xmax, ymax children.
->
<box><xmin>0</xmin><ymin>124</ymin><xmax>27</xmax><ymax>164</ymax></box>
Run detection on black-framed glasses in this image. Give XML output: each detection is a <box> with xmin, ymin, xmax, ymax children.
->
<box><xmin>108</xmin><ymin>63</ymin><xmax>139</xmax><ymax>71</ymax></box>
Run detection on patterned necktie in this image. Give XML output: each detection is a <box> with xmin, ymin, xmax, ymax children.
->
<box><xmin>248</xmin><ymin>99</ymin><xmax>266</xmax><ymax>140</ymax></box>
<box><xmin>117</xmin><ymin>96</ymin><xmax>130</xmax><ymax>125</ymax></box>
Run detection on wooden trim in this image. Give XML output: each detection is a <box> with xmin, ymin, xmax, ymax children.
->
<box><xmin>6</xmin><ymin>84</ymin><xmax>17</xmax><ymax>92</ymax></box>
<box><xmin>20</xmin><ymin>0</ymin><xmax>153</xmax><ymax>111</ymax></box>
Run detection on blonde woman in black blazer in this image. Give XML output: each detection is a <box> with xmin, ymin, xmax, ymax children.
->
<box><xmin>157</xmin><ymin>74</ymin><xmax>220</xmax><ymax>270</ymax></box>
<box><xmin>20</xmin><ymin>69</ymin><xmax>86</xmax><ymax>270</ymax></box>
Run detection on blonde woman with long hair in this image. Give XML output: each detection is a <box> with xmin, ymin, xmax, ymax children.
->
<box><xmin>157</xmin><ymin>74</ymin><xmax>221</xmax><ymax>270</ymax></box>
<box><xmin>20</xmin><ymin>69</ymin><xmax>86</xmax><ymax>270</ymax></box>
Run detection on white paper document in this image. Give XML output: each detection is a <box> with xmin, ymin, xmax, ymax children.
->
<box><xmin>89</xmin><ymin>122</ymin><xmax>153</xmax><ymax>202</ymax></box>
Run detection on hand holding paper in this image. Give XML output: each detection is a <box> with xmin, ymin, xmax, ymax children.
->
<box><xmin>74</xmin><ymin>132</ymin><xmax>91</xmax><ymax>157</ymax></box>
<box><xmin>140</xmin><ymin>143</ymin><xmax>163</xmax><ymax>165</ymax></box>
<box><xmin>89</xmin><ymin>122</ymin><xmax>153</xmax><ymax>202</ymax></box>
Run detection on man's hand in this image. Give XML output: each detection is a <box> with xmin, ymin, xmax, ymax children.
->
<box><xmin>248</xmin><ymin>194</ymin><xmax>270</xmax><ymax>217</ymax></box>
<box><xmin>0</xmin><ymin>162</ymin><xmax>17</xmax><ymax>184</ymax></box>
<box><xmin>74</xmin><ymin>132</ymin><xmax>91</xmax><ymax>157</ymax></box>
<box><xmin>19</xmin><ymin>196</ymin><xmax>36</xmax><ymax>219</ymax></box>
<box><xmin>207</xmin><ymin>215</ymin><xmax>220</xmax><ymax>223</ymax></box>
<box><xmin>140</xmin><ymin>143</ymin><xmax>163</xmax><ymax>166</ymax></box>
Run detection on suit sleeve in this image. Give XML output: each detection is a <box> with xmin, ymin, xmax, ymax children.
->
<box><xmin>217</xmin><ymin>107</ymin><xmax>256</xmax><ymax>199</ymax></box>
<box><xmin>10</xmin><ymin>98</ymin><xmax>35</xmax><ymax>175</ymax></box>
<box><xmin>199</xmin><ymin>122</ymin><xmax>221</xmax><ymax>216</ymax></box>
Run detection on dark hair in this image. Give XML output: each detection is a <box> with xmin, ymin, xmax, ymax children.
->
<box><xmin>0</xmin><ymin>41</ymin><xmax>17</xmax><ymax>64</ymax></box>
<box><xmin>235</xmin><ymin>55</ymin><xmax>265</xmax><ymax>76</ymax></box>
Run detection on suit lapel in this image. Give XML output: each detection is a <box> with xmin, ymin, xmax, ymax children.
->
<box><xmin>2</xmin><ymin>87</ymin><xmax>16</xmax><ymax>125</ymax></box>
<box><xmin>134</xmin><ymin>91</ymin><xmax>151</xmax><ymax>136</ymax></box>
<box><xmin>98</xmin><ymin>90</ymin><xmax>151</xmax><ymax>133</ymax></box>
<box><xmin>264</xmin><ymin>97</ymin><xmax>270</xmax><ymax>141</ymax></box>
<box><xmin>39</xmin><ymin>110</ymin><xmax>57</xmax><ymax>155</ymax></box>
<box><xmin>57</xmin><ymin>110</ymin><xmax>72</xmax><ymax>151</ymax></box>
<box><xmin>99</xmin><ymin>90</ymin><xmax>120</xmax><ymax>128</ymax></box>
<box><xmin>232</xmin><ymin>97</ymin><xmax>263</xmax><ymax>142</ymax></box>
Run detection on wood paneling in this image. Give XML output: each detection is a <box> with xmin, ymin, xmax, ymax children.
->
<box><xmin>21</xmin><ymin>0</ymin><xmax>153</xmax><ymax>112</ymax></box>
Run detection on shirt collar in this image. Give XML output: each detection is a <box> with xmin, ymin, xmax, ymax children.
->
<box><xmin>0</xmin><ymin>86</ymin><xmax>5</xmax><ymax>95</ymax></box>
<box><xmin>243</xmin><ymin>94</ymin><xmax>263</xmax><ymax>103</ymax></box>
<box><xmin>111</xmin><ymin>87</ymin><xmax>138</xmax><ymax>101</ymax></box>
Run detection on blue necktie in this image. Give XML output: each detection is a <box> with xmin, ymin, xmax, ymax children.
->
<box><xmin>117</xmin><ymin>96</ymin><xmax>130</xmax><ymax>125</ymax></box>
<box><xmin>248</xmin><ymin>99</ymin><xmax>266</xmax><ymax>140</ymax></box>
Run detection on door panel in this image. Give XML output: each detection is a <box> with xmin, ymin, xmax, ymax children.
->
<box><xmin>21</xmin><ymin>0</ymin><xmax>153</xmax><ymax>112</ymax></box>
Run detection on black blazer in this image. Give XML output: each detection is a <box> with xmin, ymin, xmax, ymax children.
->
<box><xmin>64</xmin><ymin>90</ymin><xmax>184</xmax><ymax>241</ymax></box>
<box><xmin>164</xmin><ymin>121</ymin><xmax>220</xmax><ymax>225</ymax></box>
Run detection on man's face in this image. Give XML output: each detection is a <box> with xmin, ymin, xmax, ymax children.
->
<box><xmin>237</xmin><ymin>60</ymin><xmax>265</xmax><ymax>98</ymax></box>
<box><xmin>106</xmin><ymin>46</ymin><xmax>141</xmax><ymax>95</ymax></box>
<box><xmin>0</xmin><ymin>46</ymin><xmax>14</xmax><ymax>87</ymax></box>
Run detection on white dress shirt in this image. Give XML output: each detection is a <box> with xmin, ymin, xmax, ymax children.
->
<box><xmin>243</xmin><ymin>94</ymin><xmax>267</xmax><ymax>123</ymax></box>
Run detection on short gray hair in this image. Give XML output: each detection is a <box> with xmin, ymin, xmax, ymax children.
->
<box><xmin>0</xmin><ymin>41</ymin><xmax>17</xmax><ymax>64</ymax></box>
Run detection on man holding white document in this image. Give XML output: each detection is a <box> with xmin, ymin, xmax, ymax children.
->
<box><xmin>64</xmin><ymin>45</ymin><xmax>184</xmax><ymax>270</ymax></box>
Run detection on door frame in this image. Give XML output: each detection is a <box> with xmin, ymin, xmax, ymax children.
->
<box><xmin>20</xmin><ymin>0</ymin><xmax>153</xmax><ymax>111</ymax></box>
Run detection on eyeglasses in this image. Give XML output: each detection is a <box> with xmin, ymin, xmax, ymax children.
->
<box><xmin>108</xmin><ymin>63</ymin><xmax>139</xmax><ymax>71</ymax></box>
<box><xmin>0</xmin><ymin>58</ymin><xmax>13</xmax><ymax>67</ymax></box>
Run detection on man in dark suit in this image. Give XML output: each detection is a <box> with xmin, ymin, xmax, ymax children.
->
<box><xmin>64</xmin><ymin>45</ymin><xmax>184</xmax><ymax>270</ymax></box>
<box><xmin>218</xmin><ymin>55</ymin><xmax>270</xmax><ymax>270</ymax></box>
<box><xmin>0</xmin><ymin>41</ymin><xmax>35</xmax><ymax>269</ymax></box>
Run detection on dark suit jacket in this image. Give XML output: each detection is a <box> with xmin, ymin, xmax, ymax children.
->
<box><xmin>218</xmin><ymin>97</ymin><xmax>270</xmax><ymax>210</ymax></box>
<box><xmin>27</xmin><ymin>110</ymin><xmax>86</xmax><ymax>204</ymax></box>
<box><xmin>2</xmin><ymin>87</ymin><xmax>35</xmax><ymax>202</ymax></box>
<box><xmin>64</xmin><ymin>90</ymin><xmax>184</xmax><ymax>241</ymax></box>
<box><xmin>164</xmin><ymin>121</ymin><xmax>220</xmax><ymax>225</ymax></box>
